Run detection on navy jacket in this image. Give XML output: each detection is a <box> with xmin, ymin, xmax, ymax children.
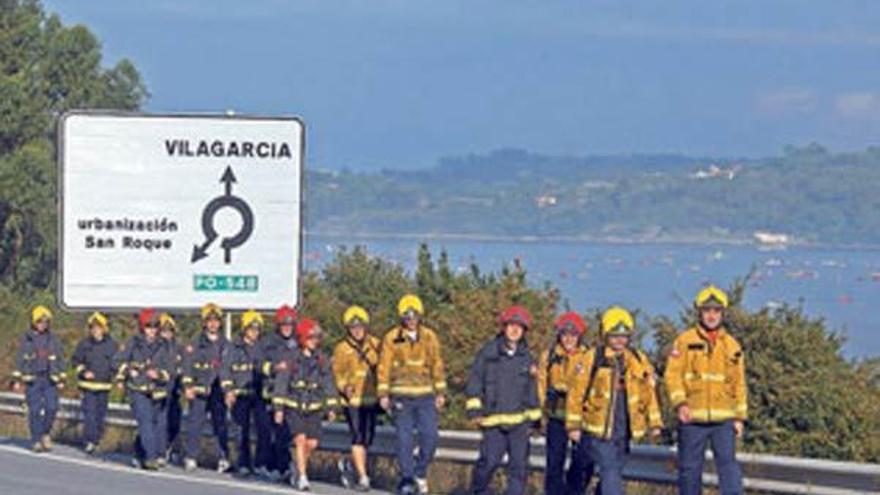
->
<box><xmin>465</xmin><ymin>337</ymin><xmax>541</xmax><ymax>428</ymax></box>
<box><xmin>182</xmin><ymin>332</ymin><xmax>229</xmax><ymax>395</ymax></box>
<box><xmin>72</xmin><ymin>335</ymin><xmax>119</xmax><ymax>392</ymax></box>
<box><xmin>14</xmin><ymin>329</ymin><xmax>66</xmax><ymax>384</ymax></box>
<box><xmin>115</xmin><ymin>334</ymin><xmax>172</xmax><ymax>400</ymax></box>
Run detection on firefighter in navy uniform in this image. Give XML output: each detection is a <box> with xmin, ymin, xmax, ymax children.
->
<box><xmin>222</xmin><ymin>309</ymin><xmax>272</xmax><ymax>477</ymax></box>
<box><xmin>158</xmin><ymin>312</ymin><xmax>185</xmax><ymax>463</ymax></box>
<box><xmin>536</xmin><ymin>312</ymin><xmax>594</xmax><ymax>495</ymax></box>
<box><xmin>182</xmin><ymin>302</ymin><xmax>232</xmax><ymax>473</ymax></box>
<box><xmin>116</xmin><ymin>308</ymin><xmax>173</xmax><ymax>470</ymax></box>
<box><xmin>71</xmin><ymin>311</ymin><xmax>118</xmax><ymax>454</ymax></box>
<box><xmin>261</xmin><ymin>304</ymin><xmax>299</xmax><ymax>481</ymax></box>
<box><xmin>665</xmin><ymin>286</ymin><xmax>747</xmax><ymax>495</ymax></box>
<box><xmin>272</xmin><ymin>318</ymin><xmax>339</xmax><ymax>491</ymax></box>
<box><xmin>566</xmin><ymin>307</ymin><xmax>663</xmax><ymax>495</ymax></box>
<box><xmin>332</xmin><ymin>305</ymin><xmax>382</xmax><ymax>492</ymax></box>
<box><xmin>466</xmin><ymin>306</ymin><xmax>542</xmax><ymax>495</ymax></box>
<box><xmin>12</xmin><ymin>305</ymin><xmax>66</xmax><ymax>453</ymax></box>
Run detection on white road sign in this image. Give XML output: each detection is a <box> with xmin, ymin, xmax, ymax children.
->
<box><xmin>58</xmin><ymin>111</ymin><xmax>303</xmax><ymax>311</ymax></box>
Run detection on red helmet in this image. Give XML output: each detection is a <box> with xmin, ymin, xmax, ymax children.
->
<box><xmin>139</xmin><ymin>308</ymin><xmax>159</xmax><ymax>329</ymax></box>
<box><xmin>295</xmin><ymin>318</ymin><xmax>321</xmax><ymax>345</ymax></box>
<box><xmin>498</xmin><ymin>306</ymin><xmax>532</xmax><ymax>330</ymax></box>
<box><xmin>555</xmin><ymin>312</ymin><xmax>586</xmax><ymax>336</ymax></box>
<box><xmin>275</xmin><ymin>305</ymin><xmax>298</xmax><ymax>326</ymax></box>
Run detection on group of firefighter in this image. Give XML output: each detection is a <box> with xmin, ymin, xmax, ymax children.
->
<box><xmin>11</xmin><ymin>286</ymin><xmax>747</xmax><ymax>495</ymax></box>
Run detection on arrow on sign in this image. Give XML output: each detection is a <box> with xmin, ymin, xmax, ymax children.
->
<box><xmin>191</xmin><ymin>232</ymin><xmax>217</xmax><ymax>263</ymax></box>
<box><xmin>221</xmin><ymin>165</ymin><xmax>236</xmax><ymax>196</ymax></box>
<box><xmin>192</xmin><ymin>166</ymin><xmax>254</xmax><ymax>264</ymax></box>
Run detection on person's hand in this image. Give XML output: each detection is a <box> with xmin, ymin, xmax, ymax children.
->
<box><xmin>470</xmin><ymin>416</ymin><xmax>485</xmax><ymax>428</ymax></box>
<box><xmin>274</xmin><ymin>361</ymin><xmax>288</xmax><ymax>372</ymax></box>
<box><xmin>115</xmin><ymin>382</ymin><xmax>125</xmax><ymax>391</ymax></box>
<box><xmin>225</xmin><ymin>391</ymin><xmax>236</xmax><ymax>408</ymax></box>
<box><xmin>11</xmin><ymin>381</ymin><xmax>22</xmax><ymax>393</ymax></box>
<box><xmin>129</xmin><ymin>369</ymin><xmax>140</xmax><ymax>378</ymax></box>
<box><xmin>733</xmin><ymin>420</ymin><xmax>744</xmax><ymax>438</ymax></box>
<box><xmin>146</xmin><ymin>369</ymin><xmax>159</xmax><ymax>380</ymax></box>
<box><xmin>83</xmin><ymin>371</ymin><xmax>95</xmax><ymax>380</ymax></box>
<box><xmin>677</xmin><ymin>404</ymin><xmax>692</xmax><ymax>424</ymax></box>
<box><xmin>184</xmin><ymin>387</ymin><xmax>196</xmax><ymax>401</ymax></box>
<box><xmin>434</xmin><ymin>394</ymin><xmax>446</xmax><ymax>410</ymax></box>
<box><xmin>56</xmin><ymin>381</ymin><xmax>65</xmax><ymax>390</ymax></box>
<box><xmin>379</xmin><ymin>396</ymin><xmax>391</xmax><ymax>411</ymax></box>
<box><xmin>344</xmin><ymin>385</ymin><xmax>355</xmax><ymax>398</ymax></box>
<box><xmin>274</xmin><ymin>410</ymin><xmax>284</xmax><ymax>425</ymax></box>
<box><xmin>650</xmin><ymin>428</ymin><xmax>662</xmax><ymax>441</ymax></box>
<box><xmin>568</xmin><ymin>430</ymin><xmax>582</xmax><ymax>443</ymax></box>
<box><xmin>327</xmin><ymin>410</ymin><xmax>337</xmax><ymax>422</ymax></box>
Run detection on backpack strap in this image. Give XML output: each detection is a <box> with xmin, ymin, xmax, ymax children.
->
<box><xmin>582</xmin><ymin>345</ymin><xmax>605</xmax><ymax>401</ymax></box>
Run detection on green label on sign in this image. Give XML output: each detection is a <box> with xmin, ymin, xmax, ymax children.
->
<box><xmin>194</xmin><ymin>274</ymin><xmax>259</xmax><ymax>292</ymax></box>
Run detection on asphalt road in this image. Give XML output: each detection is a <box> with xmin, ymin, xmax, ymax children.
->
<box><xmin>0</xmin><ymin>438</ymin><xmax>385</xmax><ymax>495</ymax></box>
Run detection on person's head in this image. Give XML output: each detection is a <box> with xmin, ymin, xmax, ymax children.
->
<box><xmin>601</xmin><ymin>306</ymin><xmax>634</xmax><ymax>352</ymax></box>
<box><xmin>296</xmin><ymin>319</ymin><xmax>322</xmax><ymax>351</ymax></box>
<box><xmin>201</xmin><ymin>303</ymin><xmax>223</xmax><ymax>335</ymax></box>
<box><xmin>241</xmin><ymin>309</ymin><xmax>264</xmax><ymax>344</ymax></box>
<box><xmin>555</xmin><ymin>312</ymin><xmax>586</xmax><ymax>352</ymax></box>
<box><xmin>343</xmin><ymin>306</ymin><xmax>370</xmax><ymax>342</ymax></box>
<box><xmin>398</xmin><ymin>294</ymin><xmax>424</xmax><ymax>330</ymax></box>
<box><xmin>159</xmin><ymin>313</ymin><xmax>177</xmax><ymax>341</ymax></box>
<box><xmin>498</xmin><ymin>306</ymin><xmax>531</xmax><ymax>344</ymax></box>
<box><xmin>695</xmin><ymin>286</ymin><xmax>728</xmax><ymax>331</ymax></box>
<box><xmin>87</xmin><ymin>312</ymin><xmax>108</xmax><ymax>340</ymax></box>
<box><xmin>139</xmin><ymin>308</ymin><xmax>160</xmax><ymax>341</ymax></box>
<box><xmin>31</xmin><ymin>305</ymin><xmax>52</xmax><ymax>332</ymax></box>
<box><xmin>275</xmin><ymin>304</ymin><xmax>298</xmax><ymax>339</ymax></box>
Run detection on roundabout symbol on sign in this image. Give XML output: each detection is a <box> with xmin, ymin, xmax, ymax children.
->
<box><xmin>191</xmin><ymin>165</ymin><xmax>254</xmax><ymax>264</ymax></box>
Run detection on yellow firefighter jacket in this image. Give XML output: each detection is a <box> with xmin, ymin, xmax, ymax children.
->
<box><xmin>537</xmin><ymin>344</ymin><xmax>589</xmax><ymax>421</ymax></box>
<box><xmin>566</xmin><ymin>346</ymin><xmax>663</xmax><ymax>440</ymax></box>
<box><xmin>664</xmin><ymin>326</ymin><xmax>747</xmax><ymax>422</ymax></box>
<box><xmin>332</xmin><ymin>335</ymin><xmax>381</xmax><ymax>407</ymax></box>
<box><xmin>376</xmin><ymin>325</ymin><xmax>446</xmax><ymax>398</ymax></box>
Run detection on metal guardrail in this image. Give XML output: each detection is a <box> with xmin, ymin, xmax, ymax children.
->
<box><xmin>0</xmin><ymin>392</ymin><xmax>877</xmax><ymax>494</ymax></box>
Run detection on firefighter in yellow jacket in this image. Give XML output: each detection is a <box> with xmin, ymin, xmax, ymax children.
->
<box><xmin>567</xmin><ymin>306</ymin><xmax>662</xmax><ymax>495</ymax></box>
<box><xmin>537</xmin><ymin>312</ymin><xmax>594</xmax><ymax>495</ymax></box>
<box><xmin>665</xmin><ymin>286</ymin><xmax>746</xmax><ymax>495</ymax></box>
<box><xmin>332</xmin><ymin>305</ymin><xmax>382</xmax><ymax>492</ymax></box>
<box><xmin>377</xmin><ymin>294</ymin><xmax>446</xmax><ymax>495</ymax></box>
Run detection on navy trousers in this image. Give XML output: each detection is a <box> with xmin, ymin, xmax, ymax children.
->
<box><xmin>678</xmin><ymin>421</ymin><xmax>743</xmax><ymax>495</ymax></box>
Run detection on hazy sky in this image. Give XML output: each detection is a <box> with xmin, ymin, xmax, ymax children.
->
<box><xmin>45</xmin><ymin>0</ymin><xmax>880</xmax><ymax>170</ymax></box>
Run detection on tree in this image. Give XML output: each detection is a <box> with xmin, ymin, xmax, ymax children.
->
<box><xmin>0</xmin><ymin>0</ymin><xmax>147</xmax><ymax>291</ymax></box>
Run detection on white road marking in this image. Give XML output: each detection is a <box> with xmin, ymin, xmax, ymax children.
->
<box><xmin>0</xmin><ymin>443</ymin><xmax>307</xmax><ymax>494</ymax></box>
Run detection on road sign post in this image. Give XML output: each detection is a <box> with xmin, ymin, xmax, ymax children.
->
<box><xmin>57</xmin><ymin>111</ymin><xmax>304</xmax><ymax>312</ymax></box>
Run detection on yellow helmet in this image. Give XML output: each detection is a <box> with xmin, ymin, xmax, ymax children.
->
<box><xmin>159</xmin><ymin>313</ymin><xmax>177</xmax><ymax>330</ymax></box>
<box><xmin>343</xmin><ymin>305</ymin><xmax>370</xmax><ymax>327</ymax></box>
<box><xmin>87</xmin><ymin>311</ymin><xmax>108</xmax><ymax>329</ymax></box>
<box><xmin>601</xmin><ymin>306</ymin><xmax>634</xmax><ymax>337</ymax></box>
<box><xmin>31</xmin><ymin>305</ymin><xmax>53</xmax><ymax>324</ymax></box>
<box><xmin>695</xmin><ymin>285</ymin><xmax>729</xmax><ymax>310</ymax></box>
<box><xmin>398</xmin><ymin>294</ymin><xmax>424</xmax><ymax>318</ymax></box>
<box><xmin>241</xmin><ymin>309</ymin><xmax>264</xmax><ymax>330</ymax></box>
<box><xmin>200</xmin><ymin>303</ymin><xmax>223</xmax><ymax>320</ymax></box>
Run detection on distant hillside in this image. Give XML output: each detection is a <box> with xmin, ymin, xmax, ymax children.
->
<box><xmin>305</xmin><ymin>144</ymin><xmax>880</xmax><ymax>245</ymax></box>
